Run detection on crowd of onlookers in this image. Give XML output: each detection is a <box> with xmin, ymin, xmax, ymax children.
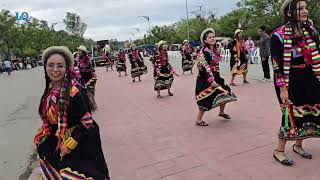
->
<box><xmin>0</xmin><ymin>57</ymin><xmax>42</xmax><ymax>75</ymax></box>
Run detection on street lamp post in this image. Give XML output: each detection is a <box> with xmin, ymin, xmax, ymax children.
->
<box><xmin>186</xmin><ymin>0</ymin><xmax>190</xmax><ymax>41</ymax></box>
<box><xmin>185</xmin><ymin>1</ymin><xmax>202</xmax><ymax>42</ymax></box>
<box><xmin>138</xmin><ymin>16</ymin><xmax>151</xmax><ymax>44</ymax></box>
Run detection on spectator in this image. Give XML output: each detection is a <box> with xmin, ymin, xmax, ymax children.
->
<box><xmin>3</xmin><ymin>59</ymin><xmax>12</xmax><ymax>75</ymax></box>
<box><xmin>258</xmin><ymin>25</ymin><xmax>271</xmax><ymax>81</ymax></box>
<box><xmin>245</xmin><ymin>36</ymin><xmax>255</xmax><ymax>64</ymax></box>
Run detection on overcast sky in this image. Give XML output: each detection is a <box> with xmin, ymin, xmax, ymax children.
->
<box><xmin>2</xmin><ymin>0</ymin><xmax>238</xmax><ymax>41</ymax></box>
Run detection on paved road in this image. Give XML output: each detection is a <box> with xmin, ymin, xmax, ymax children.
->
<box><xmin>3</xmin><ymin>57</ymin><xmax>319</xmax><ymax>180</ymax></box>
<box><xmin>0</xmin><ymin>68</ymin><xmax>43</xmax><ymax>180</ymax></box>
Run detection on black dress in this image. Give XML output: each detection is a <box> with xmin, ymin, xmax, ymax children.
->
<box><xmin>128</xmin><ymin>50</ymin><xmax>147</xmax><ymax>78</ymax></box>
<box><xmin>116</xmin><ymin>52</ymin><xmax>127</xmax><ymax>72</ymax></box>
<box><xmin>181</xmin><ymin>47</ymin><xmax>194</xmax><ymax>72</ymax></box>
<box><xmin>79</xmin><ymin>55</ymin><xmax>97</xmax><ymax>94</ymax></box>
<box><xmin>35</xmin><ymin>83</ymin><xmax>110</xmax><ymax>179</ymax></box>
<box><xmin>153</xmin><ymin>50</ymin><xmax>174</xmax><ymax>90</ymax></box>
<box><xmin>195</xmin><ymin>46</ymin><xmax>237</xmax><ymax>111</ymax></box>
<box><xmin>271</xmin><ymin>23</ymin><xmax>320</xmax><ymax>140</ymax></box>
<box><xmin>230</xmin><ymin>40</ymin><xmax>248</xmax><ymax>75</ymax></box>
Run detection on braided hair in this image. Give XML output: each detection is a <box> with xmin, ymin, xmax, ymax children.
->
<box><xmin>38</xmin><ymin>52</ymin><xmax>72</xmax><ymax>123</ymax></box>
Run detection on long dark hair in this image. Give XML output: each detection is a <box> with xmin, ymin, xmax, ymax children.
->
<box><xmin>203</xmin><ymin>31</ymin><xmax>217</xmax><ymax>50</ymax></box>
<box><xmin>284</xmin><ymin>0</ymin><xmax>319</xmax><ymax>47</ymax></box>
<box><xmin>38</xmin><ymin>52</ymin><xmax>72</xmax><ymax>118</ymax></box>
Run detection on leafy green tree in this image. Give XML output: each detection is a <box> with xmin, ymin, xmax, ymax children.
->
<box><xmin>63</xmin><ymin>12</ymin><xmax>87</xmax><ymax>37</ymax></box>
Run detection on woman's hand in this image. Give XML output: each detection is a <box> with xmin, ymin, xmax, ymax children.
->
<box><xmin>211</xmin><ymin>82</ymin><xmax>219</xmax><ymax>88</ymax></box>
<box><xmin>60</xmin><ymin>143</ymin><xmax>71</xmax><ymax>160</ymax></box>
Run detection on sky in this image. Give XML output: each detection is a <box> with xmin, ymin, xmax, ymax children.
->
<box><xmin>1</xmin><ymin>0</ymin><xmax>239</xmax><ymax>41</ymax></box>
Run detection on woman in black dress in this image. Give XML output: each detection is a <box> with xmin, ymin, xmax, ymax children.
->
<box><xmin>116</xmin><ymin>48</ymin><xmax>127</xmax><ymax>76</ymax></box>
<box><xmin>181</xmin><ymin>40</ymin><xmax>194</xmax><ymax>74</ymax></box>
<box><xmin>78</xmin><ymin>45</ymin><xmax>98</xmax><ymax>110</ymax></box>
<box><xmin>230</xmin><ymin>29</ymin><xmax>249</xmax><ymax>86</ymax></box>
<box><xmin>195</xmin><ymin>28</ymin><xmax>237</xmax><ymax>126</ymax></box>
<box><xmin>271</xmin><ymin>0</ymin><xmax>320</xmax><ymax>166</ymax></box>
<box><xmin>34</xmin><ymin>46</ymin><xmax>110</xmax><ymax>179</ymax></box>
<box><xmin>153</xmin><ymin>40</ymin><xmax>175</xmax><ymax>98</ymax></box>
<box><xmin>128</xmin><ymin>44</ymin><xmax>147</xmax><ymax>82</ymax></box>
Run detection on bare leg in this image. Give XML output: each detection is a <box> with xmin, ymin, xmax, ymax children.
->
<box><xmin>157</xmin><ymin>87</ymin><xmax>162</xmax><ymax>98</ymax></box>
<box><xmin>138</xmin><ymin>75</ymin><xmax>141</xmax><ymax>81</ymax></box>
<box><xmin>293</xmin><ymin>139</ymin><xmax>312</xmax><ymax>159</ymax></box>
<box><xmin>243</xmin><ymin>73</ymin><xmax>249</xmax><ymax>83</ymax></box>
<box><xmin>274</xmin><ymin>138</ymin><xmax>289</xmax><ymax>161</ymax></box>
<box><xmin>196</xmin><ymin>109</ymin><xmax>208</xmax><ymax>126</ymax></box>
<box><xmin>230</xmin><ymin>75</ymin><xmax>236</xmax><ymax>85</ymax></box>
<box><xmin>219</xmin><ymin>104</ymin><xmax>226</xmax><ymax>114</ymax></box>
<box><xmin>168</xmin><ymin>86</ymin><xmax>173</xmax><ymax>96</ymax></box>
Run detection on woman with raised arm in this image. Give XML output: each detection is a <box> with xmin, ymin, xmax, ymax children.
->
<box><xmin>195</xmin><ymin>28</ymin><xmax>237</xmax><ymax>126</ymax></box>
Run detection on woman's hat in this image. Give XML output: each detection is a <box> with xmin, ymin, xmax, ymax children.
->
<box><xmin>234</xmin><ymin>29</ymin><xmax>243</xmax><ymax>38</ymax></box>
<box><xmin>103</xmin><ymin>44</ymin><xmax>111</xmax><ymax>52</ymax></box>
<box><xmin>200</xmin><ymin>28</ymin><xmax>215</xmax><ymax>44</ymax></box>
<box><xmin>157</xmin><ymin>40</ymin><xmax>167</xmax><ymax>47</ymax></box>
<box><xmin>42</xmin><ymin>46</ymin><xmax>74</xmax><ymax>68</ymax></box>
<box><xmin>130</xmin><ymin>44</ymin><xmax>136</xmax><ymax>49</ymax></box>
<box><xmin>77</xmin><ymin>45</ymin><xmax>88</xmax><ymax>52</ymax></box>
<box><xmin>280</xmin><ymin>0</ymin><xmax>294</xmax><ymax>16</ymax></box>
<box><xmin>183</xmin><ymin>39</ymin><xmax>189</xmax><ymax>44</ymax></box>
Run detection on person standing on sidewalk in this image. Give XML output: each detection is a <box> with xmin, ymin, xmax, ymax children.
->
<box><xmin>245</xmin><ymin>36</ymin><xmax>255</xmax><ymax>64</ymax></box>
<box><xmin>195</xmin><ymin>28</ymin><xmax>237</xmax><ymax>126</ymax></box>
<box><xmin>271</xmin><ymin>0</ymin><xmax>320</xmax><ymax>166</ymax></box>
<box><xmin>258</xmin><ymin>25</ymin><xmax>271</xmax><ymax>81</ymax></box>
<box><xmin>34</xmin><ymin>46</ymin><xmax>110</xmax><ymax>179</ymax></box>
<box><xmin>3</xmin><ymin>59</ymin><xmax>12</xmax><ymax>75</ymax></box>
<box><xmin>230</xmin><ymin>29</ymin><xmax>250</xmax><ymax>86</ymax></box>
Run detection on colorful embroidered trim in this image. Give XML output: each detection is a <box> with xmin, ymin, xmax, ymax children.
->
<box><xmin>282</xmin><ymin>24</ymin><xmax>320</xmax><ymax>86</ymax></box>
<box><xmin>60</xmin><ymin>168</ymin><xmax>94</xmax><ymax>180</ymax></box>
<box><xmin>196</xmin><ymin>51</ymin><xmax>215</xmax><ymax>83</ymax></box>
<box><xmin>293</xmin><ymin>104</ymin><xmax>320</xmax><ymax>117</ymax></box>
<box><xmin>81</xmin><ymin>112</ymin><xmax>93</xmax><ymax>129</ymax></box>
<box><xmin>276</xmin><ymin>78</ymin><xmax>286</xmax><ymax>87</ymax></box>
<box><xmin>283</xmin><ymin>26</ymin><xmax>292</xmax><ymax>85</ymax></box>
<box><xmin>304</xmin><ymin>29</ymin><xmax>320</xmax><ymax>80</ymax></box>
<box><xmin>65</xmin><ymin>137</ymin><xmax>78</xmax><ymax>150</ymax></box>
<box><xmin>70</xmin><ymin>85</ymin><xmax>79</xmax><ymax>98</ymax></box>
<box><xmin>40</xmin><ymin>159</ymin><xmax>62</xmax><ymax>180</ymax></box>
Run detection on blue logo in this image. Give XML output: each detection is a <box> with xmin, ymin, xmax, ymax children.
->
<box><xmin>15</xmin><ymin>12</ymin><xmax>29</xmax><ymax>23</ymax></box>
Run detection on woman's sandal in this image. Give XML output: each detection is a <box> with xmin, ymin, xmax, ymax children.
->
<box><xmin>219</xmin><ymin>113</ymin><xmax>231</xmax><ymax>119</ymax></box>
<box><xmin>168</xmin><ymin>92</ymin><xmax>174</xmax><ymax>96</ymax></box>
<box><xmin>196</xmin><ymin>121</ymin><xmax>209</xmax><ymax>126</ymax></box>
<box><xmin>273</xmin><ymin>149</ymin><xmax>294</xmax><ymax>166</ymax></box>
<box><xmin>157</xmin><ymin>94</ymin><xmax>163</xmax><ymax>98</ymax></box>
<box><xmin>230</xmin><ymin>83</ymin><xmax>237</xmax><ymax>86</ymax></box>
<box><xmin>293</xmin><ymin>144</ymin><xmax>313</xmax><ymax>159</ymax></box>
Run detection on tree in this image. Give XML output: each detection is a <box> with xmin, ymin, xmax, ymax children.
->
<box><xmin>63</xmin><ymin>12</ymin><xmax>87</xmax><ymax>37</ymax></box>
<box><xmin>0</xmin><ymin>10</ymin><xmax>16</xmax><ymax>59</ymax></box>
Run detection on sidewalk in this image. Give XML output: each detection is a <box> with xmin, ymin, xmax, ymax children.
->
<box><xmin>28</xmin><ymin>62</ymin><xmax>320</xmax><ymax>180</ymax></box>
